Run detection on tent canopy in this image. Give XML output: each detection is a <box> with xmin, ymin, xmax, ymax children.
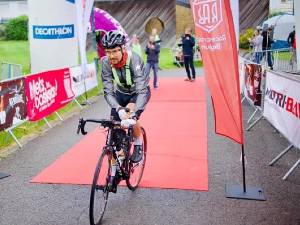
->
<box><xmin>262</xmin><ymin>14</ymin><xmax>295</xmax><ymax>49</ymax></box>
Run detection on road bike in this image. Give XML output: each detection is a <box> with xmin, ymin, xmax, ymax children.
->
<box><xmin>77</xmin><ymin>118</ymin><xmax>147</xmax><ymax>225</ymax></box>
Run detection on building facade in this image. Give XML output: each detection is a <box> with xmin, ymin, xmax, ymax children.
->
<box><xmin>0</xmin><ymin>0</ymin><xmax>27</xmax><ymax>23</ymax></box>
<box><xmin>269</xmin><ymin>0</ymin><xmax>294</xmax><ymax>14</ymax></box>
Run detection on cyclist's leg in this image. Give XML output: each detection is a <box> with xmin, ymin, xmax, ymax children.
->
<box><xmin>126</xmin><ymin>102</ymin><xmax>142</xmax><ymax>137</ymax></box>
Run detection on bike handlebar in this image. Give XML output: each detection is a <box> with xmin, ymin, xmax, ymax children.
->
<box><xmin>77</xmin><ymin>118</ymin><xmax>121</xmax><ymax>135</ymax></box>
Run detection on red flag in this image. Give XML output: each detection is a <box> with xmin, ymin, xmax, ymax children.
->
<box><xmin>190</xmin><ymin>0</ymin><xmax>244</xmax><ymax>144</ymax></box>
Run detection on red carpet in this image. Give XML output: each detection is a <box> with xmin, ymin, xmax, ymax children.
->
<box><xmin>31</xmin><ymin>77</ymin><xmax>208</xmax><ymax>191</ymax></box>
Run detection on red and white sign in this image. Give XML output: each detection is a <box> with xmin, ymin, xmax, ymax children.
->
<box><xmin>264</xmin><ymin>71</ymin><xmax>300</xmax><ymax>149</ymax></box>
<box><xmin>191</xmin><ymin>0</ymin><xmax>244</xmax><ymax>144</ymax></box>
<box><xmin>192</xmin><ymin>0</ymin><xmax>223</xmax><ymax>33</ymax></box>
<box><xmin>25</xmin><ymin>68</ymin><xmax>75</xmax><ymax>121</ymax></box>
<box><xmin>69</xmin><ymin>63</ymin><xmax>98</xmax><ymax>97</ymax></box>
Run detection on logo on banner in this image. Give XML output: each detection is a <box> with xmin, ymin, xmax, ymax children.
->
<box><xmin>29</xmin><ymin>77</ymin><xmax>58</xmax><ymax>111</ymax></box>
<box><xmin>33</xmin><ymin>25</ymin><xmax>75</xmax><ymax>39</ymax></box>
<box><xmin>192</xmin><ymin>0</ymin><xmax>223</xmax><ymax>33</ymax></box>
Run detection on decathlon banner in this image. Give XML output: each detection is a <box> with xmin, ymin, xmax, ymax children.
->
<box><xmin>0</xmin><ymin>78</ymin><xmax>27</xmax><ymax>131</ymax></box>
<box><xmin>190</xmin><ymin>0</ymin><xmax>244</xmax><ymax>144</ymax></box>
<box><xmin>263</xmin><ymin>71</ymin><xmax>300</xmax><ymax>149</ymax></box>
<box><xmin>69</xmin><ymin>62</ymin><xmax>98</xmax><ymax>97</ymax></box>
<box><xmin>28</xmin><ymin>0</ymin><xmax>78</xmax><ymax>73</ymax></box>
<box><xmin>25</xmin><ymin>68</ymin><xmax>75</xmax><ymax>121</ymax></box>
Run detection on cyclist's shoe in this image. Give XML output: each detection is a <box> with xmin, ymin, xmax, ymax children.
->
<box><xmin>107</xmin><ymin>176</ymin><xmax>117</xmax><ymax>193</ymax></box>
<box><xmin>130</xmin><ymin>145</ymin><xmax>143</xmax><ymax>163</ymax></box>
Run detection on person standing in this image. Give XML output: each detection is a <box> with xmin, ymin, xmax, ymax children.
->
<box><xmin>248</xmin><ymin>29</ymin><xmax>263</xmax><ymax>64</ymax></box>
<box><xmin>179</xmin><ymin>27</ymin><xmax>196</xmax><ymax>81</ymax></box>
<box><xmin>151</xmin><ymin>28</ymin><xmax>161</xmax><ymax>45</ymax></box>
<box><xmin>262</xmin><ymin>26</ymin><xmax>274</xmax><ymax>70</ymax></box>
<box><xmin>145</xmin><ymin>35</ymin><xmax>160</xmax><ymax>89</ymax></box>
<box><xmin>287</xmin><ymin>27</ymin><xmax>296</xmax><ymax>65</ymax></box>
<box><xmin>131</xmin><ymin>34</ymin><xmax>142</xmax><ymax>58</ymax></box>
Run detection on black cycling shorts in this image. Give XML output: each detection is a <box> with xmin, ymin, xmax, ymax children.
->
<box><xmin>110</xmin><ymin>90</ymin><xmax>138</xmax><ymax>121</ymax></box>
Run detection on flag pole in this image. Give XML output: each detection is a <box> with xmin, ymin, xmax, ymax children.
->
<box><xmin>241</xmin><ymin>144</ymin><xmax>246</xmax><ymax>192</ymax></box>
<box><xmin>225</xmin><ymin>144</ymin><xmax>266</xmax><ymax>201</ymax></box>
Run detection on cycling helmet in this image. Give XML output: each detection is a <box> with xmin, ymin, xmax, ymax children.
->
<box><xmin>101</xmin><ymin>30</ymin><xmax>126</xmax><ymax>49</ymax></box>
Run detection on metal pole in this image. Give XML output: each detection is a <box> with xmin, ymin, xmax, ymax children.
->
<box><xmin>247</xmin><ymin>108</ymin><xmax>258</xmax><ymax>124</ymax></box>
<box><xmin>268</xmin><ymin>144</ymin><xmax>293</xmax><ymax>166</ymax></box>
<box><xmin>283</xmin><ymin>159</ymin><xmax>300</xmax><ymax>180</ymax></box>
<box><xmin>74</xmin><ymin>99</ymin><xmax>83</xmax><ymax>109</ymax></box>
<box><xmin>246</xmin><ymin>114</ymin><xmax>263</xmax><ymax>131</ymax></box>
<box><xmin>43</xmin><ymin>118</ymin><xmax>52</xmax><ymax>128</ymax></box>
<box><xmin>7</xmin><ymin>129</ymin><xmax>22</xmax><ymax>148</ymax></box>
<box><xmin>55</xmin><ymin>111</ymin><xmax>63</xmax><ymax>121</ymax></box>
<box><xmin>241</xmin><ymin>145</ymin><xmax>246</xmax><ymax>192</ymax></box>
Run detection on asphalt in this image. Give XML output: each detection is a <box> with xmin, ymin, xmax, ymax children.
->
<box><xmin>0</xmin><ymin>67</ymin><xmax>299</xmax><ymax>225</ymax></box>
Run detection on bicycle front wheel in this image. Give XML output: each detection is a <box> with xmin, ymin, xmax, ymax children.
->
<box><xmin>89</xmin><ymin>148</ymin><xmax>110</xmax><ymax>225</ymax></box>
<box><xmin>126</xmin><ymin>127</ymin><xmax>147</xmax><ymax>191</ymax></box>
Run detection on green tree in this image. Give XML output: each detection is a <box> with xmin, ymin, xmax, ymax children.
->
<box><xmin>5</xmin><ymin>15</ymin><xmax>28</xmax><ymax>40</ymax></box>
<box><xmin>239</xmin><ymin>28</ymin><xmax>254</xmax><ymax>49</ymax></box>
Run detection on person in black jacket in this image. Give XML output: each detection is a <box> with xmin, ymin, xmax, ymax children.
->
<box><xmin>287</xmin><ymin>27</ymin><xmax>295</xmax><ymax>47</ymax></box>
<box><xmin>179</xmin><ymin>27</ymin><xmax>196</xmax><ymax>81</ymax></box>
<box><xmin>262</xmin><ymin>26</ymin><xmax>274</xmax><ymax>69</ymax></box>
<box><xmin>145</xmin><ymin>35</ymin><xmax>160</xmax><ymax>88</ymax></box>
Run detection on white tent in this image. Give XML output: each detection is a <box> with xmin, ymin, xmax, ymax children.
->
<box><xmin>262</xmin><ymin>14</ymin><xmax>295</xmax><ymax>49</ymax></box>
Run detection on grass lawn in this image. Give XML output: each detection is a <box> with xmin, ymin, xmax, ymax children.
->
<box><xmin>0</xmin><ymin>40</ymin><xmax>30</xmax><ymax>75</ymax></box>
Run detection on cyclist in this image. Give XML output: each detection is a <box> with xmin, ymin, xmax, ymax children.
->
<box><xmin>101</xmin><ymin>30</ymin><xmax>151</xmax><ymax>165</ymax></box>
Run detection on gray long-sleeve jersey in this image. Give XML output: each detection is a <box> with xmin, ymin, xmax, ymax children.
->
<box><xmin>101</xmin><ymin>52</ymin><xmax>150</xmax><ymax>114</ymax></box>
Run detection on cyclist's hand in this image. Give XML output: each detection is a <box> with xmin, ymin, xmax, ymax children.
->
<box><xmin>118</xmin><ymin>108</ymin><xmax>128</xmax><ymax>120</ymax></box>
<box><xmin>121</xmin><ymin>119</ymin><xmax>136</xmax><ymax>128</ymax></box>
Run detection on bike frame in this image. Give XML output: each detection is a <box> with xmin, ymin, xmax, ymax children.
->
<box><xmin>100</xmin><ymin>122</ymin><xmax>134</xmax><ymax>182</ymax></box>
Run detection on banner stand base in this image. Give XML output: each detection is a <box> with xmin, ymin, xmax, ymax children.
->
<box><xmin>0</xmin><ymin>172</ymin><xmax>10</xmax><ymax>180</ymax></box>
<box><xmin>225</xmin><ymin>184</ymin><xmax>266</xmax><ymax>201</ymax></box>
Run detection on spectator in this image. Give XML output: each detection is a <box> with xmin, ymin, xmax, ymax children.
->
<box><xmin>262</xmin><ymin>26</ymin><xmax>274</xmax><ymax>69</ymax></box>
<box><xmin>151</xmin><ymin>28</ymin><xmax>161</xmax><ymax>45</ymax></box>
<box><xmin>287</xmin><ymin>26</ymin><xmax>295</xmax><ymax>47</ymax></box>
<box><xmin>291</xmin><ymin>33</ymin><xmax>297</xmax><ymax>65</ymax></box>
<box><xmin>96</xmin><ymin>31</ymin><xmax>106</xmax><ymax>59</ymax></box>
<box><xmin>145</xmin><ymin>35</ymin><xmax>160</xmax><ymax>89</ymax></box>
<box><xmin>288</xmin><ymin>27</ymin><xmax>296</xmax><ymax>65</ymax></box>
<box><xmin>248</xmin><ymin>29</ymin><xmax>263</xmax><ymax>64</ymax></box>
<box><xmin>179</xmin><ymin>27</ymin><xmax>196</xmax><ymax>81</ymax></box>
<box><xmin>131</xmin><ymin>34</ymin><xmax>142</xmax><ymax>58</ymax></box>
<box><xmin>151</xmin><ymin>28</ymin><xmax>162</xmax><ymax>70</ymax></box>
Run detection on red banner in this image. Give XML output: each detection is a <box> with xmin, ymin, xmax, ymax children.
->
<box><xmin>25</xmin><ymin>68</ymin><xmax>75</xmax><ymax>121</ymax></box>
<box><xmin>190</xmin><ymin>0</ymin><xmax>244</xmax><ymax>144</ymax></box>
<box><xmin>244</xmin><ymin>63</ymin><xmax>263</xmax><ymax>106</ymax></box>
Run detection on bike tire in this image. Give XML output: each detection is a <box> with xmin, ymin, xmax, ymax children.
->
<box><xmin>89</xmin><ymin>148</ymin><xmax>110</xmax><ymax>225</ymax></box>
<box><xmin>126</xmin><ymin>127</ymin><xmax>147</xmax><ymax>191</ymax></box>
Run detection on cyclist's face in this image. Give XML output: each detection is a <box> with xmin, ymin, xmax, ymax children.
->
<box><xmin>105</xmin><ymin>47</ymin><xmax>123</xmax><ymax>64</ymax></box>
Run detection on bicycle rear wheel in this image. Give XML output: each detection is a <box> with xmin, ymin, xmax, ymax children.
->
<box><xmin>126</xmin><ymin>127</ymin><xmax>147</xmax><ymax>191</ymax></box>
<box><xmin>89</xmin><ymin>148</ymin><xmax>111</xmax><ymax>225</ymax></box>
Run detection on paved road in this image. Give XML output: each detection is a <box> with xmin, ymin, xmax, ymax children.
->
<box><xmin>0</xmin><ymin>67</ymin><xmax>299</xmax><ymax>225</ymax></box>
